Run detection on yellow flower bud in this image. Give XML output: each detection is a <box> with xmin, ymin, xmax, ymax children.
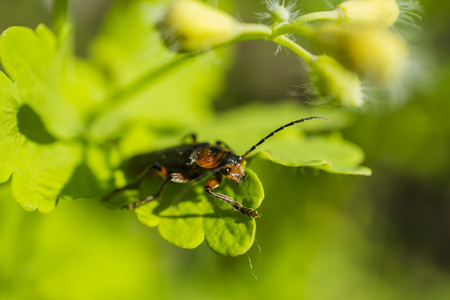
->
<box><xmin>159</xmin><ymin>0</ymin><xmax>241</xmax><ymax>52</ymax></box>
<box><xmin>309</xmin><ymin>55</ymin><xmax>363</xmax><ymax>108</ymax></box>
<box><xmin>336</xmin><ymin>0</ymin><xmax>400</xmax><ymax>28</ymax></box>
<box><xmin>314</xmin><ymin>23</ymin><xmax>409</xmax><ymax>84</ymax></box>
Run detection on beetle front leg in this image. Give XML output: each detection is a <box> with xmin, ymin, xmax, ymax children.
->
<box><xmin>181</xmin><ymin>133</ymin><xmax>197</xmax><ymax>144</ymax></box>
<box><xmin>103</xmin><ymin>163</ymin><xmax>167</xmax><ymax>203</ymax></box>
<box><xmin>204</xmin><ymin>178</ymin><xmax>261</xmax><ymax>218</ymax></box>
<box><xmin>215</xmin><ymin>141</ymin><xmax>232</xmax><ymax>151</ymax></box>
<box><xmin>121</xmin><ymin>175</ymin><xmax>173</xmax><ymax>211</ymax></box>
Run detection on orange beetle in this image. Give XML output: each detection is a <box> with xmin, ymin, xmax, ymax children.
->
<box><xmin>106</xmin><ymin>116</ymin><xmax>327</xmax><ymax>218</ymax></box>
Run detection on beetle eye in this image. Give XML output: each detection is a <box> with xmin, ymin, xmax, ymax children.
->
<box><xmin>224</xmin><ymin>167</ymin><xmax>231</xmax><ymax>174</ymax></box>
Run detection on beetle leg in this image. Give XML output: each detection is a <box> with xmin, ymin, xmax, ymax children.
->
<box><xmin>204</xmin><ymin>178</ymin><xmax>261</xmax><ymax>218</ymax></box>
<box><xmin>103</xmin><ymin>163</ymin><xmax>167</xmax><ymax>202</ymax></box>
<box><xmin>121</xmin><ymin>174</ymin><xmax>174</xmax><ymax>211</ymax></box>
<box><xmin>181</xmin><ymin>133</ymin><xmax>197</xmax><ymax>144</ymax></box>
<box><xmin>190</xmin><ymin>134</ymin><xmax>197</xmax><ymax>143</ymax></box>
<box><xmin>215</xmin><ymin>141</ymin><xmax>232</xmax><ymax>151</ymax></box>
<box><xmin>170</xmin><ymin>173</ymin><xmax>189</xmax><ymax>183</ymax></box>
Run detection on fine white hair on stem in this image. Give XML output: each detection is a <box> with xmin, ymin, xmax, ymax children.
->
<box><xmin>323</xmin><ymin>0</ymin><xmax>335</xmax><ymax>10</ymax></box>
<box><xmin>397</xmin><ymin>0</ymin><xmax>423</xmax><ymax>29</ymax></box>
<box><xmin>256</xmin><ymin>0</ymin><xmax>301</xmax><ymax>24</ymax></box>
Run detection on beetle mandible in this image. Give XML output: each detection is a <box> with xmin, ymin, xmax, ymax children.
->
<box><xmin>106</xmin><ymin>116</ymin><xmax>327</xmax><ymax>218</ymax></box>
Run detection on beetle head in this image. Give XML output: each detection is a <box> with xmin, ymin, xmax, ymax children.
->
<box><xmin>221</xmin><ymin>153</ymin><xmax>247</xmax><ymax>185</ymax></box>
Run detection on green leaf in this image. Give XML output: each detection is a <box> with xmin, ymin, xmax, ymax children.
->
<box><xmin>188</xmin><ymin>102</ymin><xmax>357</xmax><ymax>154</ymax></box>
<box><xmin>0</xmin><ymin>0</ymin><xmax>371</xmax><ymax>258</ymax></box>
<box><xmin>0</xmin><ymin>25</ymin><xmax>87</xmax><ymax>212</ymax></box>
<box><xmin>252</xmin><ymin>133</ymin><xmax>372</xmax><ymax>175</ymax></box>
<box><xmin>133</xmin><ymin>169</ymin><xmax>264</xmax><ymax>256</ymax></box>
<box><xmin>187</xmin><ymin>102</ymin><xmax>370</xmax><ymax>176</ymax></box>
<box><xmin>0</xmin><ymin>70</ymin><xmax>81</xmax><ymax>212</ymax></box>
<box><xmin>0</xmin><ymin>25</ymin><xmax>83</xmax><ymax>139</ymax></box>
<box><xmin>88</xmin><ymin>0</ymin><xmax>228</xmax><ymax>138</ymax></box>
<box><xmin>111</xmin><ymin>101</ymin><xmax>368</xmax><ymax>254</ymax></box>
<box><xmin>59</xmin><ymin>162</ymin><xmax>100</xmax><ymax>200</ymax></box>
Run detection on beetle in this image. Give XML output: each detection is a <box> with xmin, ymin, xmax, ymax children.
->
<box><xmin>105</xmin><ymin>116</ymin><xmax>327</xmax><ymax>218</ymax></box>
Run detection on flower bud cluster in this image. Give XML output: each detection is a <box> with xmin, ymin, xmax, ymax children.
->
<box><xmin>300</xmin><ymin>0</ymin><xmax>412</xmax><ymax>107</ymax></box>
<box><xmin>313</xmin><ymin>23</ymin><xmax>408</xmax><ymax>85</ymax></box>
<box><xmin>156</xmin><ymin>0</ymin><xmax>417</xmax><ymax>109</ymax></box>
<box><xmin>309</xmin><ymin>55</ymin><xmax>363</xmax><ymax>108</ymax></box>
<box><xmin>336</xmin><ymin>0</ymin><xmax>400</xmax><ymax>28</ymax></box>
<box><xmin>158</xmin><ymin>0</ymin><xmax>241</xmax><ymax>52</ymax></box>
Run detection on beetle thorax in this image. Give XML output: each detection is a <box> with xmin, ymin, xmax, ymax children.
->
<box><xmin>196</xmin><ymin>146</ymin><xmax>229</xmax><ymax>169</ymax></box>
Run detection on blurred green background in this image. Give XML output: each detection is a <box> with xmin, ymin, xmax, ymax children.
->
<box><xmin>1</xmin><ymin>0</ymin><xmax>449</xmax><ymax>299</ymax></box>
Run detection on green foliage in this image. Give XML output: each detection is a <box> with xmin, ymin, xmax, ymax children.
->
<box><xmin>253</xmin><ymin>133</ymin><xmax>371</xmax><ymax>175</ymax></box>
<box><xmin>0</xmin><ymin>25</ymin><xmax>81</xmax><ymax>213</ymax></box>
<box><xmin>135</xmin><ymin>169</ymin><xmax>263</xmax><ymax>256</ymax></box>
<box><xmin>3</xmin><ymin>1</ymin><xmax>450</xmax><ymax>299</ymax></box>
<box><xmin>0</xmin><ymin>0</ymin><xmax>370</xmax><ymax>256</ymax></box>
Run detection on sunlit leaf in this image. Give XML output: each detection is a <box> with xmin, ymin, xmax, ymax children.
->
<box><xmin>88</xmin><ymin>0</ymin><xmax>227</xmax><ymax>138</ymax></box>
<box><xmin>0</xmin><ymin>71</ymin><xmax>80</xmax><ymax>212</ymax></box>
<box><xmin>252</xmin><ymin>133</ymin><xmax>372</xmax><ymax>175</ymax></box>
<box><xmin>189</xmin><ymin>102</ymin><xmax>357</xmax><ymax>154</ymax></box>
<box><xmin>187</xmin><ymin>102</ymin><xmax>371</xmax><ymax>176</ymax></box>
<box><xmin>133</xmin><ymin>169</ymin><xmax>264</xmax><ymax>256</ymax></box>
<box><xmin>0</xmin><ymin>0</ymin><xmax>370</xmax><ymax>256</ymax></box>
<box><xmin>0</xmin><ymin>25</ymin><xmax>83</xmax><ymax>139</ymax></box>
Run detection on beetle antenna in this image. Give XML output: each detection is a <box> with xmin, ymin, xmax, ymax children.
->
<box><xmin>241</xmin><ymin>116</ymin><xmax>328</xmax><ymax>159</ymax></box>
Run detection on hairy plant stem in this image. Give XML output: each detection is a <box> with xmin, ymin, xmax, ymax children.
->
<box><xmin>272</xmin><ymin>23</ymin><xmax>315</xmax><ymax>39</ymax></box>
<box><xmin>274</xmin><ymin>36</ymin><xmax>316</xmax><ymax>64</ymax></box>
<box><xmin>236</xmin><ymin>23</ymin><xmax>273</xmax><ymax>40</ymax></box>
<box><xmin>87</xmin><ymin>22</ymin><xmax>317</xmax><ymax>128</ymax></box>
<box><xmin>237</xmin><ymin>22</ymin><xmax>316</xmax><ymax>63</ymax></box>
